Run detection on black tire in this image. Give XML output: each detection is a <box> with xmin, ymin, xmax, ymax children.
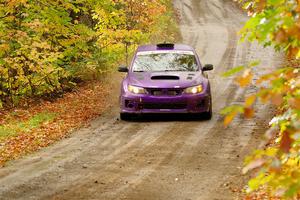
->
<box><xmin>120</xmin><ymin>113</ymin><xmax>132</xmax><ymax>121</ymax></box>
<box><xmin>203</xmin><ymin>96</ymin><xmax>212</xmax><ymax>120</ymax></box>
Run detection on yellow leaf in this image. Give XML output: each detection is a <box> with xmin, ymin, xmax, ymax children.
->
<box><xmin>259</xmin><ymin>89</ymin><xmax>271</xmax><ymax>103</ymax></box>
<box><xmin>256</xmin><ymin>74</ymin><xmax>273</xmax><ymax>84</ymax></box>
<box><xmin>245</xmin><ymin>94</ymin><xmax>256</xmax><ymax>107</ymax></box>
<box><xmin>224</xmin><ymin>112</ymin><xmax>237</xmax><ymax>127</ymax></box>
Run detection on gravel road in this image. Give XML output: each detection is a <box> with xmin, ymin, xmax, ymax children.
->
<box><xmin>0</xmin><ymin>0</ymin><xmax>281</xmax><ymax>199</ymax></box>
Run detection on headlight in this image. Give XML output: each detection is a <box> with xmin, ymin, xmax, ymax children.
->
<box><xmin>128</xmin><ymin>85</ymin><xmax>146</xmax><ymax>94</ymax></box>
<box><xmin>184</xmin><ymin>85</ymin><xmax>203</xmax><ymax>94</ymax></box>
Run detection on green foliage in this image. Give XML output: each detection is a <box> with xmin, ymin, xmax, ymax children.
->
<box><xmin>0</xmin><ymin>0</ymin><xmax>177</xmax><ymax>107</ymax></box>
<box><xmin>224</xmin><ymin>0</ymin><xmax>300</xmax><ymax>198</ymax></box>
<box><xmin>222</xmin><ymin>60</ymin><xmax>260</xmax><ymax>77</ymax></box>
<box><xmin>0</xmin><ymin>0</ymin><xmax>97</xmax><ymax>106</ymax></box>
<box><xmin>240</xmin><ymin>0</ymin><xmax>300</xmax><ymax>56</ymax></box>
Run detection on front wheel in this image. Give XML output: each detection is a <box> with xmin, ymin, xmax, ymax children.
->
<box><xmin>203</xmin><ymin>97</ymin><xmax>212</xmax><ymax>120</ymax></box>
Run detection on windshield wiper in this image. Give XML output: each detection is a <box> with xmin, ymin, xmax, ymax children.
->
<box><xmin>133</xmin><ymin>70</ymin><xmax>145</xmax><ymax>72</ymax></box>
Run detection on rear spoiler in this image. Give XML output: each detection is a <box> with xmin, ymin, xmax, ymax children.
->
<box><xmin>157</xmin><ymin>43</ymin><xmax>175</xmax><ymax>49</ymax></box>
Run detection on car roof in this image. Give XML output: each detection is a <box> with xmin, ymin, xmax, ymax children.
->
<box><xmin>137</xmin><ymin>44</ymin><xmax>195</xmax><ymax>52</ymax></box>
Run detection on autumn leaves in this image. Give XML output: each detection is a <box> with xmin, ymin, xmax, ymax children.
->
<box><xmin>229</xmin><ymin>0</ymin><xmax>300</xmax><ymax>198</ymax></box>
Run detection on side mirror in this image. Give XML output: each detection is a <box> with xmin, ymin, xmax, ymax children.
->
<box><xmin>118</xmin><ymin>66</ymin><xmax>129</xmax><ymax>73</ymax></box>
<box><xmin>202</xmin><ymin>64</ymin><xmax>214</xmax><ymax>71</ymax></box>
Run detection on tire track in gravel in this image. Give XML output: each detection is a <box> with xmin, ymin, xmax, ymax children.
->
<box><xmin>0</xmin><ymin>0</ymin><xmax>281</xmax><ymax>200</ymax></box>
<box><xmin>48</xmin><ymin>122</ymin><xmax>204</xmax><ymax>200</ymax></box>
<box><xmin>0</xmin><ymin>122</ymin><xmax>173</xmax><ymax>199</ymax></box>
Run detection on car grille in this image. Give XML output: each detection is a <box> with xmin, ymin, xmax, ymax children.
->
<box><xmin>143</xmin><ymin>103</ymin><xmax>187</xmax><ymax>110</ymax></box>
<box><xmin>147</xmin><ymin>88</ymin><xmax>183</xmax><ymax>96</ymax></box>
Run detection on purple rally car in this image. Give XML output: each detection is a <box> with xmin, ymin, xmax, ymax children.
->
<box><xmin>118</xmin><ymin>43</ymin><xmax>214</xmax><ymax>120</ymax></box>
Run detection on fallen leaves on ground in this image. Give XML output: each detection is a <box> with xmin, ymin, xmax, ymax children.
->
<box><xmin>245</xmin><ymin>191</ymin><xmax>281</xmax><ymax>200</ymax></box>
<box><xmin>0</xmin><ymin>81</ymin><xmax>110</xmax><ymax>166</ymax></box>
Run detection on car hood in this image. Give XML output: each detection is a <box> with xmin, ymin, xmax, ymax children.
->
<box><xmin>128</xmin><ymin>71</ymin><xmax>205</xmax><ymax>88</ymax></box>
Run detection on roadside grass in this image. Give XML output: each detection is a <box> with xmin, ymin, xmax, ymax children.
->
<box><xmin>0</xmin><ymin>81</ymin><xmax>110</xmax><ymax>166</ymax></box>
<box><xmin>0</xmin><ymin>112</ymin><xmax>56</xmax><ymax>139</ymax></box>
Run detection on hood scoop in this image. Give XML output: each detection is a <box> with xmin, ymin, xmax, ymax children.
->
<box><xmin>151</xmin><ymin>75</ymin><xmax>180</xmax><ymax>80</ymax></box>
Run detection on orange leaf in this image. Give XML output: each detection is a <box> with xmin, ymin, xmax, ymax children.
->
<box><xmin>288</xmin><ymin>98</ymin><xmax>300</xmax><ymax>109</ymax></box>
<box><xmin>274</xmin><ymin>29</ymin><xmax>287</xmax><ymax>43</ymax></box>
<box><xmin>280</xmin><ymin>131</ymin><xmax>293</xmax><ymax>153</ymax></box>
<box><xmin>235</xmin><ymin>69</ymin><xmax>253</xmax><ymax>87</ymax></box>
<box><xmin>257</xmin><ymin>0</ymin><xmax>266</xmax><ymax>11</ymax></box>
<box><xmin>288</xmin><ymin>47</ymin><xmax>299</xmax><ymax>58</ymax></box>
<box><xmin>271</xmin><ymin>93</ymin><xmax>283</xmax><ymax>106</ymax></box>
<box><xmin>244</xmin><ymin>108</ymin><xmax>254</xmax><ymax>118</ymax></box>
<box><xmin>256</xmin><ymin>74</ymin><xmax>273</xmax><ymax>84</ymax></box>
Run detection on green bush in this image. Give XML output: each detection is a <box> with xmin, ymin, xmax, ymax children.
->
<box><xmin>0</xmin><ymin>0</ymin><xmax>178</xmax><ymax>107</ymax></box>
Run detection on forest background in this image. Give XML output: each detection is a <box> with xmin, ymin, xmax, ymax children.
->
<box><xmin>0</xmin><ymin>0</ymin><xmax>180</xmax><ymax>165</ymax></box>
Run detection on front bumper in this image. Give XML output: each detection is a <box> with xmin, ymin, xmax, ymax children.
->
<box><xmin>120</xmin><ymin>92</ymin><xmax>211</xmax><ymax>114</ymax></box>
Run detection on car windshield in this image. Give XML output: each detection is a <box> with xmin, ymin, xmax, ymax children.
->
<box><xmin>132</xmin><ymin>51</ymin><xmax>198</xmax><ymax>72</ymax></box>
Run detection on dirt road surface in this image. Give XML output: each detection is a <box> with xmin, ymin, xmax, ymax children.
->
<box><xmin>0</xmin><ymin>0</ymin><xmax>281</xmax><ymax>199</ymax></box>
